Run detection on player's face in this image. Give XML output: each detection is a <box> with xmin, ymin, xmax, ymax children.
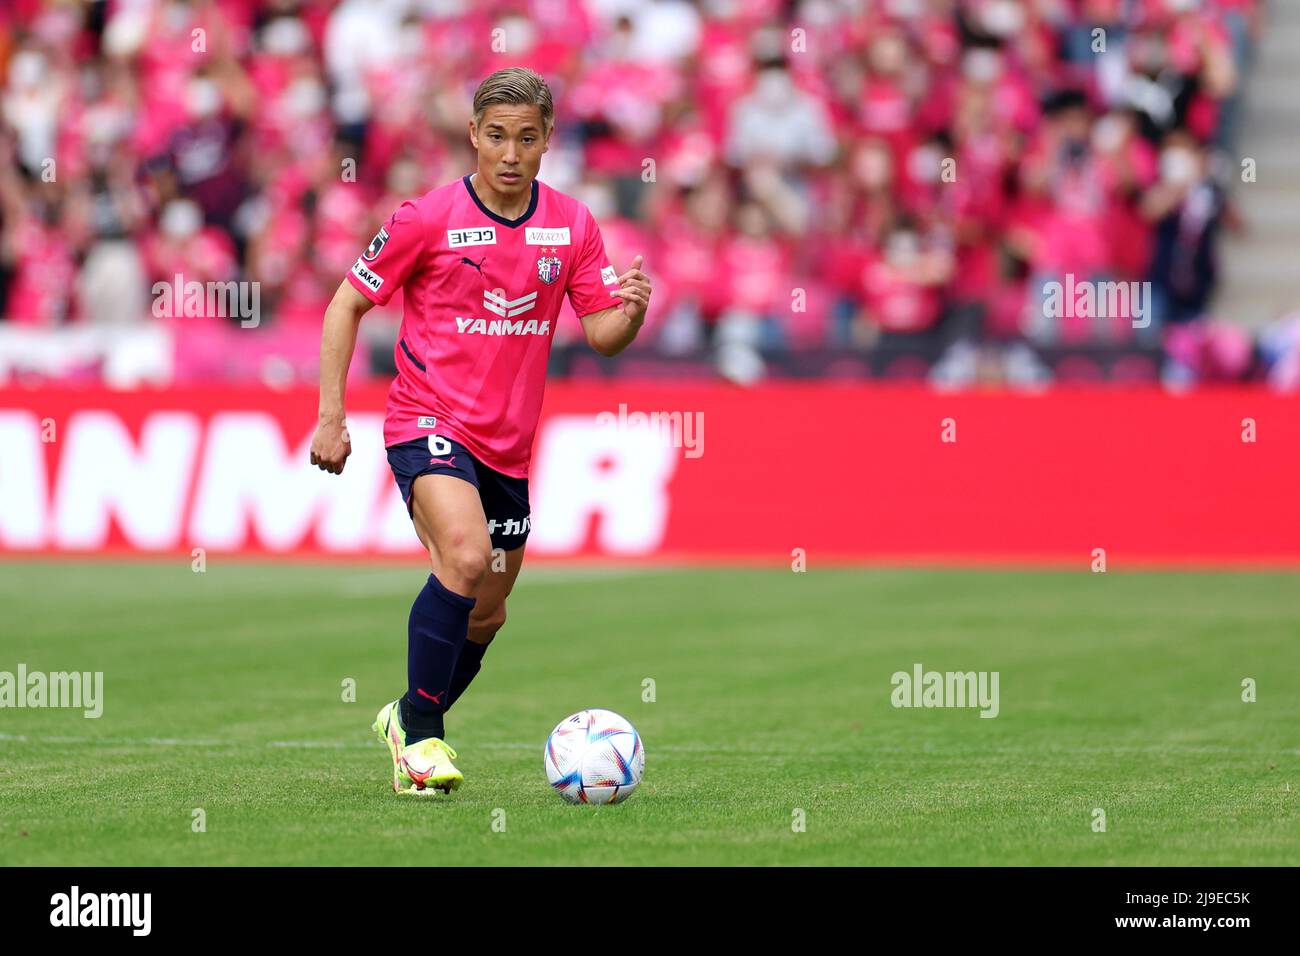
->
<box><xmin>470</xmin><ymin>104</ymin><xmax>550</xmax><ymax>196</ymax></box>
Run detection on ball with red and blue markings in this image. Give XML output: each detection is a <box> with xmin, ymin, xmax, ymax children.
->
<box><xmin>544</xmin><ymin>709</ymin><xmax>645</xmax><ymax>805</ymax></box>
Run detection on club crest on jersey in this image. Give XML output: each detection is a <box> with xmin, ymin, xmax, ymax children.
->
<box><xmin>363</xmin><ymin>226</ymin><xmax>390</xmax><ymax>261</ymax></box>
<box><xmin>536</xmin><ymin>250</ymin><xmax>562</xmax><ymax>285</ymax></box>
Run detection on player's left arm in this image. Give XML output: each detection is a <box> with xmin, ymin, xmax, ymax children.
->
<box><xmin>579</xmin><ymin>255</ymin><xmax>651</xmax><ymax>357</ymax></box>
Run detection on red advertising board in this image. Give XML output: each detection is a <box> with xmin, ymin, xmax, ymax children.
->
<box><xmin>1</xmin><ymin>384</ymin><xmax>1296</xmax><ymax>564</ymax></box>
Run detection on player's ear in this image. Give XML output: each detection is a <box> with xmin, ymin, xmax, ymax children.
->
<box><xmin>468</xmin><ymin>120</ymin><xmax>478</xmax><ymax>150</ymax></box>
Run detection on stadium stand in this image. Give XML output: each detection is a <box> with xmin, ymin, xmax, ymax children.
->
<box><xmin>1</xmin><ymin>0</ymin><xmax>1292</xmax><ymax>387</ymax></box>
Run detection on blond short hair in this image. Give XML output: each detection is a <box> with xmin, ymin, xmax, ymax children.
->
<box><xmin>472</xmin><ymin>67</ymin><xmax>555</xmax><ymax>133</ymax></box>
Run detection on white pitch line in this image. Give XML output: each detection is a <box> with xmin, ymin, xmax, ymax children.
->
<box><xmin>0</xmin><ymin>732</ymin><xmax>1294</xmax><ymax>757</ymax></box>
<box><xmin>0</xmin><ymin>732</ymin><xmax>231</xmax><ymax>747</ymax></box>
<box><xmin>338</xmin><ymin>566</ymin><xmax>666</xmax><ymax>596</ymax></box>
<box><xmin>267</xmin><ymin>739</ymin><xmax>535</xmax><ymax>752</ymax></box>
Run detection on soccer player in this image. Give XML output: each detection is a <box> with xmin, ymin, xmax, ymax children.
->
<box><xmin>309</xmin><ymin>68</ymin><xmax>651</xmax><ymax>794</ymax></box>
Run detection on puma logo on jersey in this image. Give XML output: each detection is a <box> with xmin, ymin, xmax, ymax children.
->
<box><xmin>460</xmin><ymin>255</ymin><xmax>486</xmax><ymax>274</ymax></box>
<box><xmin>456</xmin><ymin>316</ymin><xmax>552</xmax><ymax>336</ymax></box>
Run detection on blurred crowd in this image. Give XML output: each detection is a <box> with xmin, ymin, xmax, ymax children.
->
<box><xmin>1</xmin><ymin>0</ymin><xmax>1292</xmax><ymax>386</ymax></box>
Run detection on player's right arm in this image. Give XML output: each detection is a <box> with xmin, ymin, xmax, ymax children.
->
<box><xmin>311</xmin><ymin>279</ymin><xmax>375</xmax><ymax>475</ymax></box>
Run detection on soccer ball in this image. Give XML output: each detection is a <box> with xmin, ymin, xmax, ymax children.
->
<box><xmin>544</xmin><ymin>709</ymin><xmax>645</xmax><ymax>805</ymax></box>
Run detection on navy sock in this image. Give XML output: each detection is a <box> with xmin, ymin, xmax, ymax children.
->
<box><xmin>403</xmin><ymin>573</ymin><xmax>475</xmax><ymax>744</ymax></box>
<box><xmin>446</xmin><ymin>638</ymin><xmax>490</xmax><ymax>710</ymax></box>
<box><xmin>401</xmin><ymin>694</ymin><xmax>443</xmax><ymax>743</ymax></box>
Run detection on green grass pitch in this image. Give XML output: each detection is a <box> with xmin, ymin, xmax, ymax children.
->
<box><xmin>1</xmin><ymin>562</ymin><xmax>1296</xmax><ymax>866</ymax></box>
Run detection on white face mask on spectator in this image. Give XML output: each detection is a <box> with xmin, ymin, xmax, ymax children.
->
<box><xmin>855</xmin><ymin>146</ymin><xmax>893</xmax><ymax>188</ymax></box>
<box><xmin>499</xmin><ymin>15</ymin><xmax>535</xmax><ymax>54</ymax></box>
<box><xmin>161</xmin><ymin>200</ymin><xmax>203</xmax><ymax>240</ymax></box>
<box><xmin>397</xmin><ymin>22</ymin><xmax>423</xmax><ymax>58</ymax></box>
<box><xmin>262</xmin><ymin>17</ymin><xmax>310</xmax><ymax>56</ymax></box>
<box><xmin>754</xmin><ymin>69</ymin><xmax>792</xmax><ymax>107</ymax></box>
<box><xmin>186</xmin><ymin>79</ymin><xmax>222</xmax><ymax>119</ymax></box>
<box><xmin>962</xmin><ymin>49</ymin><xmax>1002</xmax><ymax>85</ymax></box>
<box><xmin>286</xmin><ymin>78</ymin><xmax>326</xmax><ymax>119</ymax></box>
<box><xmin>907</xmin><ymin>144</ymin><xmax>943</xmax><ymax>184</ymax></box>
<box><xmin>1161</xmin><ymin>148</ymin><xmax>1199</xmax><ymax>185</ymax></box>
<box><xmin>1092</xmin><ymin>115</ymin><xmax>1126</xmax><ymax>153</ymax></box>
<box><xmin>887</xmin><ymin>231</ymin><xmax>920</xmax><ymax>266</ymax></box>
<box><xmin>579</xmin><ymin>184</ymin><xmax>615</xmax><ymax>222</ymax></box>
<box><xmin>885</xmin><ymin>0</ymin><xmax>923</xmax><ymax>18</ymax></box>
<box><xmin>8</xmin><ymin>49</ymin><xmax>47</xmax><ymax>90</ymax></box>
<box><xmin>981</xmin><ymin>0</ymin><xmax>1025</xmax><ymax>38</ymax></box>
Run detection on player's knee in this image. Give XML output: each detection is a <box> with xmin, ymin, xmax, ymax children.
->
<box><xmin>439</xmin><ymin>545</ymin><xmax>490</xmax><ymax>592</ymax></box>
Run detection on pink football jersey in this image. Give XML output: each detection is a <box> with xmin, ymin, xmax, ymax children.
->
<box><xmin>346</xmin><ymin>174</ymin><xmax>619</xmax><ymax>477</ymax></box>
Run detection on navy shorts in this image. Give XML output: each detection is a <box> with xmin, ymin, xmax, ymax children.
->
<box><xmin>386</xmin><ymin>435</ymin><xmax>531</xmax><ymax>552</ymax></box>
